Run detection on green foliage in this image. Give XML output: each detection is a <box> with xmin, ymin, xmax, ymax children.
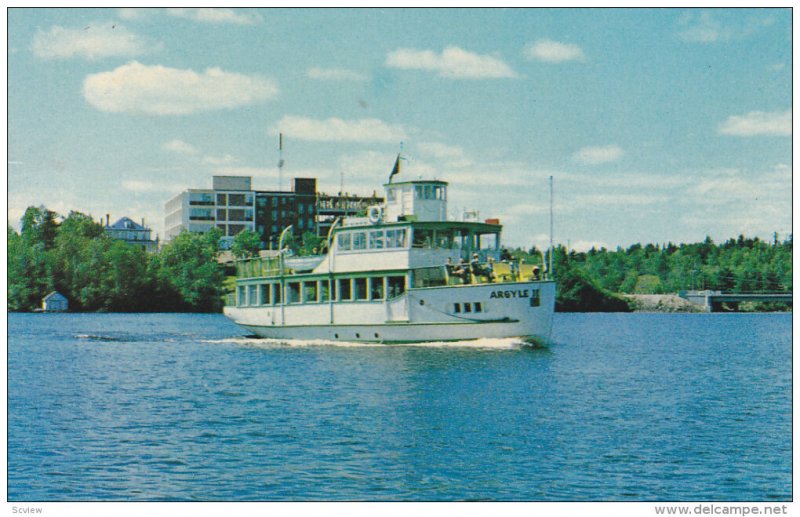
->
<box><xmin>512</xmin><ymin>233</ymin><xmax>791</xmax><ymax>311</ymax></box>
<box><xmin>8</xmin><ymin>207</ymin><xmax>226</xmax><ymax>312</ymax></box>
<box><xmin>231</xmin><ymin>229</ymin><xmax>262</xmax><ymax>259</ymax></box>
<box><xmin>554</xmin><ymin>265</ymin><xmax>632</xmax><ymax>312</ymax></box>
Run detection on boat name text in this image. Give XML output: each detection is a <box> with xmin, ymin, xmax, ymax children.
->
<box><xmin>489</xmin><ymin>289</ymin><xmax>531</xmax><ymax>299</ymax></box>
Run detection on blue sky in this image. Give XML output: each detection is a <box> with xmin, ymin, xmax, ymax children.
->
<box><xmin>7</xmin><ymin>7</ymin><xmax>792</xmax><ymax>250</ymax></box>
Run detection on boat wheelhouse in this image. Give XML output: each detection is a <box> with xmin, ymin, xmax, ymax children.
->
<box><xmin>223</xmin><ymin>176</ymin><xmax>555</xmax><ymax>344</ymax></box>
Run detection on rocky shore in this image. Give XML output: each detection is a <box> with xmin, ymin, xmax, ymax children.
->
<box><xmin>622</xmin><ymin>294</ymin><xmax>705</xmax><ymax>313</ymax></box>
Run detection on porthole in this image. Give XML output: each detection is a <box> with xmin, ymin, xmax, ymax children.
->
<box><xmin>334</xmin><ymin>333</ymin><xmax>339</xmax><ymax>339</ymax></box>
<box><xmin>419</xmin><ymin>299</ymin><xmax>425</xmax><ymax>305</ymax></box>
<box><xmin>356</xmin><ymin>333</ymin><xmax>360</xmax><ymax>338</ymax></box>
<box><xmin>374</xmin><ymin>333</ymin><xmax>379</xmax><ymax>338</ymax></box>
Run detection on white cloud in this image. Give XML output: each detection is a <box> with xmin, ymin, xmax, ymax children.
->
<box><xmin>417</xmin><ymin>142</ymin><xmax>472</xmax><ymax>168</ymax></box>
<box><xmin>677</xmin><ymin>11</ymin><xmax>729</xmax><ymax>43</ymax></box>
<box><xmin>385</xmin><ymin>46</ymin><xmax>517</xmax><ymax>79</ymax></box>
<box><xmin>202</xmin><ymin>154</ymin><xmax>237</xmax><ymax>166</ymax></box>
<box><xmin>717</xmin><ymin>110</ymin><xmax>791</xmax><ymax>136</ymax></box>
<box><xmin>118</xmin><ymin>8</ymin><xmax>148</xmax><ymax>20</ymax></box>
<box><xmin>271</xmin><ymin>116</ymin><xmax>406</xmax><ymax>143</ymax></box>
<box><xmin>166</xmin><ymin>8</ymin><xmax>262</xmax><ymax>25</ymax></box>
<box><xmin>83</xmin><ymin>61</ymin><xmax>279</xmax><ymax>115</ymax></box>
<box><xmin>32</xmin><ymin>24</ymin><xmax>156</xmax><ymax>60</ymax></box>
<box><xmin>573</xmin><ymin>145</ymin><xmax>625</xmax><ymax>165</ymax></box>
<box><xmin>307</xmin><ymin>67</ymin><xmax>368</xmax><ymax>82</ymax></box>
<box><xmin>162</xmin><ymin>139</ymin><xmax>199</xmax><ymax>155</ymax></box>
<box><xmin>524</xmin><ymin>39</ymin><xmax>586</xmax><ymax>63</ymax></box>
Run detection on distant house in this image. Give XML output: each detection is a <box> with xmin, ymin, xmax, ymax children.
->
<box><xmin>104</xmin><ymin>216</ymin><xmax>159</xmax><ymax>252</ymax></box>
<box><xmin>42</xmin><ymin>291</ymin><xmax>68</xmax><ymax>312</ymax></box>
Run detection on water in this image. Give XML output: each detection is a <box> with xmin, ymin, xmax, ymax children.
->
<box><xmin>7</xmin><ymin>312</ymin><xmax>791</xmax><ymax>501</ymax></box>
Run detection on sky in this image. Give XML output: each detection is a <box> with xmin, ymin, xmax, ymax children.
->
<box><xmin>6</xmin><ymin>7</ymin><xmax>793</xmax><ymax>251</ymax></box>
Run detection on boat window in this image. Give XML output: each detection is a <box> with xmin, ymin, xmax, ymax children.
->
<box><xmin>273</xmin><ymin>283</ymin><xmax>281</xmax><ymax>304</ymax></box>
<box><xmin>369</xmin><ymin>230</ymin><xmax>385</xmax><ymax>249</ymax></box>
<box><xmin>287</xmin><ymin>282</ymin><xmax>301</xmax><ymax>304</ymax></box>
<box><xmin>237</xmin><ymin>285</ymin><xmax>246</xmax><ymax>306</ymax></box>
<box><xmin>435</xmin><ymin>230</ymin><xmax>452</xmax><ymax>249</ymax></box>
<box><xmin>387</xmin><ymin>228</ymin><xmax>407</xmax><ymax>248</ymax></box>
<box><xmin>248</xmin><ymin>285</ymin><xmax>258</xmax><ymax>306</ymax></box>
<box><xmin>339</xmin><ymin>278</ymin><xmax>352</xmax><ymax>301</ymax></box>
<box><xmin>464</xmin><ymin>303</ymin><xmax>472</xmax><ymax>313</ymax></box>
<box><xmin>453</xmin><ymin>303</ymin><xmax>461</xmax><ymax>314</ymax></box>
<box><xmin>337</xmin><ymin>233</ymin><xmax>351</xmax><ymax>252</ymax></box>
<box><xmin>354</xmin><ymin>278</ymin><xmax>368</xmax><ymax>300</ymax></box>
<box><xmin>320</xmin><ymin>281</ymin><xmax>330</xmax><ymax>302</ymax></box>
<box><xmin>331</xmin><ymin>279</ymin><xmax>337</xmax><ymax>301</ymax></box>
<box><xmin>479</xmin><ymin>233</ymin><xmax>499</xmax><ymax>250</ymax></box>
<box><xmin>387</xmin><ymin>188</ymin><xmax>396</xmax><ymax>202</ymax></box>
<box><xmin>424</xmin><ymin>185</ymin><xmax>434</xmax><ymax>199</ymax></box>
<box><xmin>260</xmin><ymin>284</ymin><xmax>271</xmax><ymax>305</ymax></box>
<box><xmin>370</xmin><ymin>277</ymin><xmax>384</xmax><ymax>300</ymax></box>
<box><xmin>435</xmin><ymin>185</ymin><xmax>446</xmax><ymax>200</ymax></box>
<box><xmin>303</xmin><ymin>282</ymin><xmax>317</xmax><ymax>303</ymax></box>
<box><xmin>530</xmin><ymin>289</ymin><xmax>540</xmax><ymax>307</ymax></box>
<box><xmin>387</xmin><ymin>276</ymin><xmax>406</xmax><ymax>298</ymax></box>
<box><xmin>352</xmin><ymin>232</ymin><xmax>367</xmax><ymax>251</ymax></box>
<box><xmin>475</xmin><ymin>302</ymin><xmax>482</xmax><ymax>313</ymax></box>
<box><xmin>412</xmin><ymin>266</ymin><xmax>447</xmax><ymax>288</ymax></box>
<box><xmin>415</xmin><ymin>185</ymin><xmax>423</xmax><ymax>199</ymax></box>
<box><xmin>412</xmin><ymin>229</ymin><xmax>433</xmax><ymax>248</ymax></box>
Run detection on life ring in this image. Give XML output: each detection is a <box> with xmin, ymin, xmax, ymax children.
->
<box><xmin>368</xmin><ymin>206</ymin><xmax>382</xmax><ymax>224</ymax></box>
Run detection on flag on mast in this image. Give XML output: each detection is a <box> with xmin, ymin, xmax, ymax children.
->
<box><xmin>388</xmin><ymin>154</ymin><xmax>401</xmax><ymax>183</ymax></box>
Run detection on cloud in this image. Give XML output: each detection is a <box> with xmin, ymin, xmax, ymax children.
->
<box><xmin>83</xmin><ymin>61</ymin><xmax>279</xmax><ymax>115</ymax></box>
<box><xmin>717</xmin><ymin>111</ymin><xmax>791</xmax><ymax>136</ymax></box>
<box><xmin>524</xmin><ymin>39</ymin><xmax>586</xmax><ymax>63</ymax></box>
<box><xmin>162</xmin><ymin>139</ymin><xmax>199</xmax><ymax>155</ymax></box>
<box><xmin>677</xmin><ymin>11</ymin><xmax>729</xmax><ymax>43</ymax></box>
<box><xmin>202</xmin><ymin>154</ymin><xmax>237</xmax><ymax>166</ymax></box>
<box><xmin>32</xmin><ymin>24</ymin><xmax>156</xmax><ymax>60</ymax></box>
<box><xmin>306</xmin><ymin>67</ymin><xmax>368</xmax><ymax>82</ymax></box>
<box><xmin>417</xmin><ymin>142</ymin><xmax>472</xmax><ymax>168</ymax></box>
<box><xmin>271</xmin><ymin>116</ymin><xmax>406</xmax><ymax>143</ymax></box>
<box><xmin>573</xmin><ymin>145</ymin><xmax>625</xmax><ymax>165</ymax></box>
<box><xmin>165</xmin><ymin>8</ymin><xmax>262</xmax><ymax>25</ymax></box>
<box><xmin>385</xmin><ymin>46</ymin><xmax>517</xmax><ymax>79</ymax></box>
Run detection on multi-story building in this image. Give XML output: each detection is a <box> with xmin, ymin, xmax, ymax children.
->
<box><xmin>104</xmin><ymin>215</ymin><xmax>159</xmax><ymax>252</ymax></box>
<box><xmin>164</xmin><ymin>175</ymin><xmax>382</xmax><ymax>249</ymax></box>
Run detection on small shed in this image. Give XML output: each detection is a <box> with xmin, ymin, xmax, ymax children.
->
<box><xmin>42</xmin><ymin>291</ymin><xmax>68</xmax><ymax>312</ymax></box>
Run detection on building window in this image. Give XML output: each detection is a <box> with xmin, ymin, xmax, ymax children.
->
<box><xmin>228</xmin><ymin>224</ymin><xmax>245</xmax><ymax>236</ymax></box>
<box><xmin>217</xmin><ymin>193</ymin><xmax>227</xmax><ymax>205</ymax></box>
<box><xmin>298</xmin><ymin>218</ymin><xmax>304</xmax><ymax>230</ymax></box>
<box><xmin>229</xmin><ymin>193</ymin><xmax>246</xmax><ymax>206</ymax></box>
<box><xmin>298</xmin><ymin>204</ymin><xmax>305</xmax><ymax>214</ymax></box>
<box><xmin>217</xmin><ymin>209</ymin><xmax>227</xmax><ymax>221</ymax></box>
<box><xmin>272</xmin><ymin>197</ymin><xmax>278</xmax><ymax>207</ymax></box>
<box><xmin>228</xmin><ymin>209</ymin><xmax>246</xmax><ymax>221</ymax></box>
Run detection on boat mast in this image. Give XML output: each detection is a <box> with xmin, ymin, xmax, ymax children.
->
<box><xmin>278</xmin><ymin>133</ymin><xmax>284</xmax><ymax>191</ymax></box>
<box><xmin>549</xmin><ymin>175</ymin><xmax>554</xmax><ymax>279</ymax></box>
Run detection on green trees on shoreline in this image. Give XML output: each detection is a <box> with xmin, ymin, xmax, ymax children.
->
<box><xmin>7</xmin><ymin>205</ymin><xmax>792</xmax><ymax>313</ymax></box>
<box><xmin>8</xmin><ymin>207</ymin><xmax>225</xmax><ymax>312</ymax></box>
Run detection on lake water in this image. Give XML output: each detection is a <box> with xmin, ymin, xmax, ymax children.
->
<box><xmin>7</xmin><ymin>312</ymin><xmax>791</xmax><ymax>501</ymax></box>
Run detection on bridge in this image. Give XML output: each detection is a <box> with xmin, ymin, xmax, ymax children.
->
<box><xmin>679</xmin><ymin>290</ymin><xmax>793</xmax><ymax>312</ymax></box>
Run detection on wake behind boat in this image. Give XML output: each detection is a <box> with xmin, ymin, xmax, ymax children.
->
<box><xmin>223</xmin><ymin>162</ymin><xmax>555</xmax><ymax>344</ymax></box>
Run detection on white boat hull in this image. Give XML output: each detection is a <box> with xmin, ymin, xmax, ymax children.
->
<box><xmin>224</xmin><ymin>281</ymin><xmax>555</xmax><ymax>344</ymax></box>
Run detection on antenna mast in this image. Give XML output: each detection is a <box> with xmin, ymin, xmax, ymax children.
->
<box><xmin>278</xmin><ymin>133</ymin><xmax>284</xmax><ymax>191</ymax></box>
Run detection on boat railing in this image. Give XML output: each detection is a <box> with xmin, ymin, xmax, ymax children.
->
<box><xmin>236</xmin><ymin>256</ymin><xmax>282</xmax><ymax>278</ymax></box>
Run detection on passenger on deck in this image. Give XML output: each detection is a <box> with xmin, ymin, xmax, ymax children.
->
<box><xmin>501</xmin><ymin>248</ymin><xmax>512</xmax><ymax>262</ymax></box>
<box><xmin>449</xmin><ymin>258</ymin><xmax>470</xmax><ymax>283</ymax></box>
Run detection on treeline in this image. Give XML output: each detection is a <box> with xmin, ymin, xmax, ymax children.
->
<box><xmin>8</xmin><ymin>207</ymin><xmax>225</xmax><ymax>312</ymax></box>
<box><xmin>517</xmin><ymin>234</ymin><xmax>792</xmax><ymax>311</ymax></box>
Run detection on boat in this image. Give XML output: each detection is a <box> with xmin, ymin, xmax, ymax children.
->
<box><xmin>223</xmin><ymin>170</ymin><xmax>555</xmax><ymax>344</ymax></box>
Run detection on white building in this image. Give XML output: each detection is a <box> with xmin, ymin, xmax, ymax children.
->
<box><xmin>165</xmin><ymin>176</ymin><xmax>256</xmax><ymax>248</ymax></box>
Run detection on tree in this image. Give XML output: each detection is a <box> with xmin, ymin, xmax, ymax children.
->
<box><xmin>232</xmin><ymin>229</ymin><xmax>262</xmax><ymax>259</ymax></box>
